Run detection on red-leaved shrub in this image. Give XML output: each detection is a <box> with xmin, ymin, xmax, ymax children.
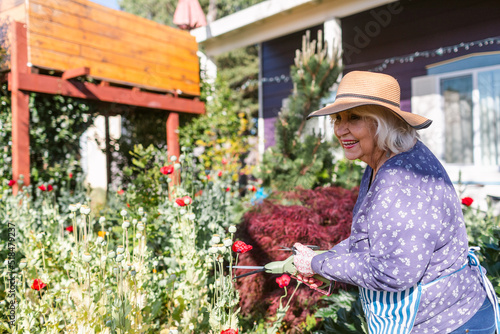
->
<box><xmin>235</xmin><ymin>186</ymin><xmax>358</xmax><ymax>332</ymax></box>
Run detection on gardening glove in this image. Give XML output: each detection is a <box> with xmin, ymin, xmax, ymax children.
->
<box><xmin>293</xmin><ymin>242</ymin><xmax>316</xmax><ymax>277</ymax></box>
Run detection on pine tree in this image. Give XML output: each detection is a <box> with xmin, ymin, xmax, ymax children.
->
<box><xmin>256</xmin><ymin>30</ymin><xmax>342</xmax><ymax>191</ymax></box>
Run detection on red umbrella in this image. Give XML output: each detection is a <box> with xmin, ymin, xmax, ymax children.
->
<box><xmin>173</xmin><ymin>0</ymin><xmax>207</xmax><ymax>30</ymax></box>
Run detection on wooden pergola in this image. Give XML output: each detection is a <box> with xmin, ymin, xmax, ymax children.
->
<box><xmin>3</xmin><ymin>0</ymin><xmax>205</xmax><ymax>193</ymax></box>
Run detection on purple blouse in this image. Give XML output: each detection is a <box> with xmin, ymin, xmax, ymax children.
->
<box><xmin>311</xmin><ymin>140</ymin><xmax>486</xmax><ymax>333</ymax></box>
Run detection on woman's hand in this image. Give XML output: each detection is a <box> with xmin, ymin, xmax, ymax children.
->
<box><xmin>293</xmin><ymin>242</ymin><xmax>317</xmax><ymax>277</ymax></box>
<box><xmin>296</xmin><ymin>273</ymin><xmax>324</xmax><ymax>287</ymax></box>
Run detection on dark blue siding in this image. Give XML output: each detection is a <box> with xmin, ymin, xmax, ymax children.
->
<box><xmin>341</xmin><ymin>0</ymin><xmax>500</xmax><ymax>110</ymax></box>
<box><xmin>262</xmin><ymin>25</ymin><xmax>322</xmax><ymax>148</ymax></box>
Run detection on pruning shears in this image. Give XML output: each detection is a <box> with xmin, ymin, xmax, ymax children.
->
<box><xmin>231</xmin><ymin>246</ymin><xmax>333</xmax><ymax>296</ymax></box>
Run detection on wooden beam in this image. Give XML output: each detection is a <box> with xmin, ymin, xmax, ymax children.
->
<box><xmin>62</xmin><ymin>66</ymin><xmax>90</xmax><ymax>80</ymax></box>
<box><xmin>11</xmin><ymin>22</ymin><xmax>31</xmax><ymax>193</ymax></box>
<box><xmin>167</xmin><ymin>112</ymin><xmax>180</xmax><ymax>184</ymax></box>
<box><xmin>10</xmin><ymin>72</ymin><xmax>205</xmax><ymax>114</ymax></box>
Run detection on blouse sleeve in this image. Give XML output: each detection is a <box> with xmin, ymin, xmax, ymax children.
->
<box><xmin>311</xmin><ymin>186</ymin><xmax>441</xmax><ymax>292</ymax></box>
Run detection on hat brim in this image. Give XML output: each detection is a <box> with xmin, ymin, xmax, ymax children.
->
<box><xmin>307</xmin><ymin>98</ymin><xmax>432</xmax><ymax>130</ymax></box>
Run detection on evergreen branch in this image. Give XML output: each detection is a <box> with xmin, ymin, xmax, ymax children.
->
<box><xmin>300</xmin><ymin>137</ymin><xmax>321</xmax><ymax>176</ymax></box>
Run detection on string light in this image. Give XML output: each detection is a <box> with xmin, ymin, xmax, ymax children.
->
<box><xmin>368</xmin><ymin>36</ymin><xmax>500</xmax><ymax>72</ymax></box>
<box><xmin>237</xmin><ymin>74</ymin><xmax>291</xmax><ymax>91</ymax></box>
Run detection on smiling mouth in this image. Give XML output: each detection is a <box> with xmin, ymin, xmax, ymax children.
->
<box><xmin>342</xmin><ymin>140</ymin><xmax>359</xmax><ymax>148</ymax></box>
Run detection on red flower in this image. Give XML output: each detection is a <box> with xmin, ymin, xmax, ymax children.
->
<box><xmin>38</xmin><ymin>185</ymin><xmax>46</xmax><ymax>191</ymax></box>
<box><xmin>222</xmin><ymin>158</ymin><xmax>228</xmax><ymax>165</ymax></box>
<box><xmin>69</xmin><ymin>173</ymin><xmax>73</xmax><ymax>179</ymax></box>
<box><xmin>65</xmin><ymin>226</ymin><xmax>73</xmax><ymax>233</ymax></box>
<box><xmin>461</xmin><ymin>197</ymin><xmax>473</xmax><ymax>206</ymax></box>
<box><xmin>160</xmin><ymin>165</ymin><xmax>174</xmax><ymax>175</ymax></box>
<box><xmin>127</xmin><ymin>203</ymin><xmax>130</xmax><ymax>208</ymax></box>
<box><xmin>8</xmin><ymin>180</ymin><xmax>16</xmax><ymax>187</ymax></box>
<box><xmin>175</xmin><ymin>196</ymin><xmax>192</xmax><ymax>207</ymax></box>
<box><xmin>218</xmin><ymin>171</ymin><xmax>223</xmax><ymax>177</ymax></box>
<box><xmin>47</xmin><ymin>185</ymin><xmax>53</xmax><ymax>191</ymax></box>
<box><xmin>226</xmin><ymin>187</ymin><xmax>231</xmax><ymax>192</ymax></box>
<box><xmin>31</xmin><ymin>278</ymin><xmax>47</xmax><ymax>291</ymax></box>
<box><xmin>221</xmin><ymin>329</ymin><xmax>238</xmax><ymax>334</ymax></box>
<box><xmin>207</xmin><ymin>175</ymin><xmax>211</xmax><ymax>181</ymax></box>
<box><xmin>195</xmin><ymin>190</ymin><xmax>203</xmax><ymax>197</ymax></box>
<box><xmin>276</xmin><ymin>274</ymin><xmax>291</xmax><ymax>288</ymax></box>
<box><xmin>249</xmin><ymin>185</ymin><xmax>257</xmax><ymax>192</ymax></box>
<box><xmin>232</xmin><ymin>241</ymin><xmax>253</xmax><ymax>253</ymax></box>
<box><xmin>117</xmin><ymin>189</ymin><xmax>125</xmax><ymax>195</ymax></box>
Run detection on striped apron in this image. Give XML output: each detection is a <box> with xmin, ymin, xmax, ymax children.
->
<box><xmin>359</xmin><ymin>248</ymin><xmax>500</xmax><ymax>334</ymax></box>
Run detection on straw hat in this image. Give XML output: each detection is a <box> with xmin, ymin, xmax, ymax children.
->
<box><xmin>307</xmin><ymin>71</ymin><xmax>432</xmax><ymax>129</ymax></box>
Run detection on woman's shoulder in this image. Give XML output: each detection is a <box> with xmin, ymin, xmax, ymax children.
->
<box><xmin>377</xmin><ymin>141</ymin><xmax>453</xmax><ymax>190</ymax></box>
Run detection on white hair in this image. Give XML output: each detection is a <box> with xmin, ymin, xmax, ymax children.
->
<box><xmin>330</xmin><ymin>105</ymin><xmax>418</xmax><ymax>154</ymax></box>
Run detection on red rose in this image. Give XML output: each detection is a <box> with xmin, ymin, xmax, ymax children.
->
<box><xmin>160</xmin><ymin>165</ymin><xmax>174</xmax><ymax>175</ymax></box>
<box><xmin>461</xmin><ymin>197</ymin><xmax>473</xmax><ymax>207</ymax></box>
<box><xmin>232</xmin><ymin>241</ymin><xmax>253</xmax><ymax>253</ymax></box>
<box><xmin>8</xmin><ymin>180</ymin><xmax>16</xmax><ymax>187</ymax></box>
<box><xmin>31</xmin><ymin>278</ymin><xmax>47</xmax><ymax>291</ymax></box>
<box><xmin>276</xmin><ymin>274</ymin><xmax>291</xmax><ymax>288</ymax></box>
<box><xmin>65</xmin><ymin>226</ymin><xmax>74</xmax><ymax>233</ymax></box>
<box><xmin>218</xmin><ymin>171</ymin><xmax>223</xmax><ymax>177</ymax></box>
<box><xmin>47</xmin><ymin>185</ymin><xmax>53</xmax><ymax>191</ymax></box>
<box><xmin>38</xmin><ymin>185</ymin><xmax>46</xmax><ymax>191</ymax></box>
<box><xmin>221</xmin><ymin>329</ymin><xmax>238</xmax><ymax>334</ymax></box>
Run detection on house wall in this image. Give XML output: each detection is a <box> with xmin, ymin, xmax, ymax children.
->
<box><xmin>261</xmin><ymin>24</ymin><xmax>322</xmax><ymax>149</ymax></box>
<box><xmin>340</xmin><ymin>0</ymin><xmax>500</xmax><ymax>110</ymax></box>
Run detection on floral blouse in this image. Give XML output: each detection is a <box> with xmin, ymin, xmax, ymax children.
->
<box><xmin>311</xmin><ymin>140</ymin><xmax>486</xmax><ymax>333</ymax></box>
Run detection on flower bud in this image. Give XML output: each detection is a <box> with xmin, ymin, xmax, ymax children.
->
<box><xmin>95</xmin><ymin>236</ymin><xmax>104</xmax><ymax>245</ymax></box>
<box><xmin>120</xmin><ymin>209</ymin><xmax>127</xmax><ymax>217</ymax></box>
<box><xmin>122</xmin><ymin>221</ymin><xmax>130</xmax><ymax>229</ymax></box>
<box><xmin>223</xmin><ymin>238</ymin><xmax>232</xmax><ymax>247</ymax></box>
<box><xmin>170</xmin><ymin>155</ymin><xmax>177</xmax><ymax>162</ymax></box>
<box><xmin>132</xmin><ymin>219</ymin><xmax>138</xmax><ymax>226</ymax></box>
<box><xmin>107</xmin><ymin>251</ymin><xmax>116</xmax><ymax>259</ymax></box>
<box><xmin>137</xmin><ymin>223</ymin><xmax>145</xmax><ymax>231</ymax></box>
<box><xmin>136</xmin><ymin>233</ymin><xmax>142</xmax><ymax>239</ymax></box>
<box><xmin>99</xmin><ymin>216</ymin><xmax>106</xmax><ymax>223</ymax></box>
<box><xmin>211</xmin><ymin>234</ymin><xmax>220</xmax><ymax>244</ymax></box>
<box><xmin>138</xmin><ymin>207</ymin><xmax>144</xmax><ymax>215</ymax></box>
<box><xmin>116</xmin><ymin>246</ymin><xmax>124</xmax><ymax>254</ymax></box>
<box><xmin>19</xmin><ymin>259</ymin><xmax>27</xmax><ymax>269</ymax></box>
<box><xmin>116</xmin><ymin>254</ymin><xmax>124</xmax><ymax>262</ymax></box>
<box><xmin>69</xmin><ymin>204</ymin><xmax>77</xmax><ymax>212</ymax></box>
<box><xmin>82</xmin><ymin>252</ymin><xmax>92</xmax><ymax>263</ymax></box>
<box><xmin>228</xmin><ymin>225</ymin><xmax>237</xmax><ymax>233</ymax></box>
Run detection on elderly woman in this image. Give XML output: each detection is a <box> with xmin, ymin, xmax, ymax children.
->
<box><xmin>293</xmin><ymin>71</ymin><xmax>500</xmax><ymax>334</ymax></box>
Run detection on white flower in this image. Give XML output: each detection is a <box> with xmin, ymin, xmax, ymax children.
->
<box><xmin>75</xmin><ymin>203</ymin><xmax>82</xmax><ymax>210</ymax></box>
<box><xmin>99</xmin><ymin>216</ymin><xmax>106</xmax><ymax>223</ymax></box>
<box><xmin>132</xmin><ymin>219</ymin><xmax>138</xmax><ymax>226</ymax></box>
<box><xmin>101</xmin><ymin>240</ymin><xmax>107</xmax><ymax>247</ymax></box>
<box><xmin>138</xmin><ymin>207</ymin><xmax>144</xmax><ymax>215</ymax></box>
<box><xmin>80</xmin><ymin>205</ymin><xmax>91</xmax><ymax>215</ymax></box>
<box><xmin>69</xmin><ymin>204</ymin><xmax>77</xmax><ymax>212</ymax></box>
<box><xmin>153</xmin><ymin>260</ymin><xmax>159</xmax><ymax>266</ymax></box>
<box><xmin>136</xmin><ymin>233</ymin><xmax>142</xmax><ymax>239</ymax></box>
<box><xmin>170</xmin><ymin>155</ymin><xmax>177</xmax><ymax>162</ymax></box>
<box><xmin>82</xmin><ymin>252</ymin><xmax>92</xmax><ymax>263</ymax></box>
<box><xmin>174</xmin><ymin>163</ymin><xmax>181</xmax><ymax>170</ymax></box>
<box><xmin>122</xmin><ymin>221</ymin><xmax>130</xmax><ymax>229</ymax></box>
<box><xmin>179</xmin><ymin>208</ymin><xmax>187</xmax><ymax>215</ymax></box>
<box><xmin>36</xmin><ymin>233</ymin><xmax>44</xmax><ymax>241</ymax></box>
<box><xmin>95</xmin><ymin>236</ymin><xmax>104</xmax><ymax>245</ymax></box>
<box><xmin>189</xmin><ymin>324</ymin><xmax>194</xmax><ymax>330</ymax></box>
<box><xmin>187</xmin><ymin>213</ymin><xmax>196</xmax><ymax>220</ymax></box>
<box><xmin>120</xmin><ymin>209</ymin><xmax>128</xmax><ymax>217</ymax></box>
<box><xmin>223</xmin><ymin>238</ymin><xmax>232</xmax><ymax>247</ymax></box>
<box><xmin>211</xmin><ymin>235</ymin><xmax>221</xmax><ymax>244</ymax></box>
<box><xmin>137</xmin><ymin>223</ymin><xmax>145</xmax><ymax>231</ymax></box>
<box><xmin>184</xmin><ymin>198</ymin><xmax>191</xmax><ymax>205</ymax></box>
<box><xmin>228</xmin><ymin>225</ymin><xmax>237</xmax><ymax>233</ymax></box>
<box><xmin>141</xmin><ymin>217</ymin><xmax>147</xmax><ymax>223</ymax></box>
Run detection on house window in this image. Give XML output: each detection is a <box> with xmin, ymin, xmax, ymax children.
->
<box><xmin>436</xmin><ymin>66</ymin><xmax>500</xmax><ymax>166</ymax></box>
<box><xmin>478</xmin><ymin>69</ymin><xmax>500</xmax><ymax>165</ymax></box>
<box><xmin>440</xmin><ymin>75</ymin><xmax>473</xmax><ymax>164</ymax></box>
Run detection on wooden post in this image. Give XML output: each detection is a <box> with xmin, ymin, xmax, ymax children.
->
<box><xmin>105</xmin><ymin>113</ymin><xmax>112</xmax><ymax>198</ymax></box>
<box><xmin>166</xmin><ymin>111</ymin><xmax>180</xmax><ymax>184</ymax></box>
<box><xmin>11</xmin><ymin>22</ymin><xmax>31</xmax><ymax>193</ymax></box>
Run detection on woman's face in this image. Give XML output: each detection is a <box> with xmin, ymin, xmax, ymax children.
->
<box><xmin>333</xmin><ymin>108</ymin><xmax>384</xmax><ymax>169</ymax></box>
